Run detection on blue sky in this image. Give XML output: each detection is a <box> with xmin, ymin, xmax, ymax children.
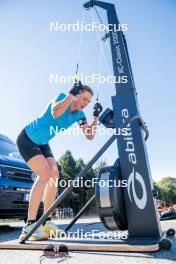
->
<box><xmin>0</xmin><ymin>0</ymin><xmax>175</xmax><ymax>180</ymax></box>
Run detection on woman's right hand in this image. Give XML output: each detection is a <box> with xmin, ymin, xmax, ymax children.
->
<box><xmin>69</xmin><ymin>81</ymin><xmax>83</xmax><ymax>96</ymax></box>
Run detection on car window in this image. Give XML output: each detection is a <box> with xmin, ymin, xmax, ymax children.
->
<box><xmin>0</xmin><ymin>140</ymin><xmax>23</xmax><ymax>160</ymax></box>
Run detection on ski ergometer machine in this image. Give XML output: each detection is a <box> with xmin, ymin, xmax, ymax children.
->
<box><xmin>1</xmin><ymin>0</ymin><xmax>174</xmax><ymax>252</ymax></box>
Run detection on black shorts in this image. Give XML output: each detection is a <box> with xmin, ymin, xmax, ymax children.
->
<box><xmin>16</xmin><ymin>129</ymin><xmax>54</xmax><ymax>163</ymax></box>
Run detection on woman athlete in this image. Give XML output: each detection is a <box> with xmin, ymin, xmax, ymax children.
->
<box><xmin>17</xmin><ymin>81</ymin><xmax>103</xmax><ymax>241</ymax></box>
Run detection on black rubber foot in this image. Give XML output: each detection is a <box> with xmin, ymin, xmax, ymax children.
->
<box><xmin>159</xmin><ymin>238</ymin><xmax>172</xmax><ymax>250</ymax></box>
<box><xmin>166</xmin><ymin>228</ymin><xmax>175</xmax><ymax>237</ymax></box>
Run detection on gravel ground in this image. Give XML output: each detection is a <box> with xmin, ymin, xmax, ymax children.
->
<box><xmin>0</xmin><ymin>218</ymin><xmax>175</xmax><ymax>264</ymax></box>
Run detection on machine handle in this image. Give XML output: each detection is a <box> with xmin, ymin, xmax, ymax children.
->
<box><xmin>122</xmin><ymin>115</ymin><xmax>149</xmax><ymax>141</ymax></box>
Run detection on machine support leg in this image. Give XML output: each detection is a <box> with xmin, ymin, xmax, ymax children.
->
<box><xmin>65</xmin><ymin>195</ymin><xmax>95</xmax><ymax>233</ymax></box>
<box><xmin>20</xmin><ymin>134</ymin><xmax>117</xmax><ymax>244</ymax></box>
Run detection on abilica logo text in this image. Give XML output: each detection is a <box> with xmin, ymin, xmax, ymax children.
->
<box><xmin>121</xmin><ymin>108</ymin><xmax>147</xmax><ymax>209</ymax></box>
<box><xmin>127</xmin><ymin>168</ymin><xmax>147</xmax><ymax>209</ymax></box>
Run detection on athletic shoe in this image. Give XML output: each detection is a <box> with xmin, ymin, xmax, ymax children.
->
<box><xmin>19</xmin><ymin>222</ymin><xmax>49</xmax><ymax>242</ymax></box>
<box><xmin>42</xmin><ymin>221</ymin><xmax>65</xmax><ymax>238</ymax></box>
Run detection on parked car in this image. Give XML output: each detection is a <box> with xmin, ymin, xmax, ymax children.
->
<box><xmin>0</xmin><ymin>133</ymin><xmax>43</xmax><ymax>220</ymax></box>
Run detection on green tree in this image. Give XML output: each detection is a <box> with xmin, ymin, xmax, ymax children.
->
<box><xmin>155</xmin><ymin>177</ymin><xmax>176</xmax><ymax>205</ymax></box>
<box><xmin>59</xmin><ymin>150</ymin><xmax>76</xmax><ymax>180</ymax></box>
<box><xmin>73</xmin><ymin>158</ymin><xmax>97</xmax><ymax>214</ymax></box>
<box><xmin>57</xmin><ymin>151</ymin><xmax>98</xmax><ymax>214</ymax></box>
<box><xmin>57</xmin><ymin>150</ymin><xmax>76</xmax><ymax>209</ymax></box>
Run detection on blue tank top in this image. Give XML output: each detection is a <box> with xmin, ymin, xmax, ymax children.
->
<box><xmin>25</xmin><ymin>93</ymin><xmax>86</xmax><ymax>145</ymax></box>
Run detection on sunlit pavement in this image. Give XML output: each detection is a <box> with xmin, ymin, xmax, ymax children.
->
<box><xmin>0</xmin><ymin>218</ymin><xmax>175</xmax><ymax>264</ymax></box>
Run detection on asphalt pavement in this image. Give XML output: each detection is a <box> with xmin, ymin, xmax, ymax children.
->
<box><xmin>0</xmin><ymin>218</ymin><xmax>175</xmax><ymax>264</ymax></box>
